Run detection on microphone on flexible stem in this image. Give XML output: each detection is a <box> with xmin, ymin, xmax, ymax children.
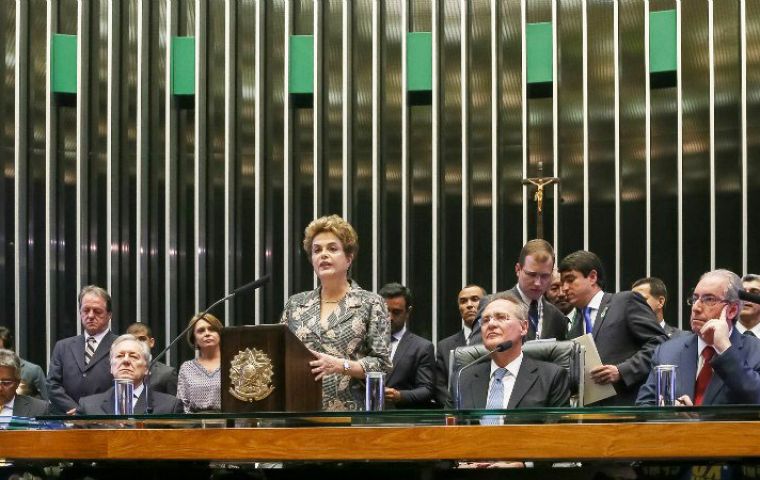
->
<box><xmin>454</xmin><ymin>340</ymin><xmax>513</xmax><ymax>410</ymax></box>
<box><xmin>143</xmin><ymin>274</ymin><xmax>271</xmax><ymax>414</ymax></box>
<box><xmin>739</xmin><ymin>290</ymin><xmax>760</xmax><ymax>305</ymax></box>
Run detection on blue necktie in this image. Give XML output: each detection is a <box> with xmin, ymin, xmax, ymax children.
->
<box><xmin>481</xmin><ymin>368</ymin><xmax>508</xmax><ymax>425</ymax></box>
<box><xmin>529</xmin><ymin>300</ymin><xmax>539</xmax><ymax>335</ymax></box>
<box><xmin>583</xmin><ymin>307</ymin><xmax>593</xmax><ymax>335</ymax></box>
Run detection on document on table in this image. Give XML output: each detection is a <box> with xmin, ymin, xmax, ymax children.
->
<box><xmin>575</xmin><ymin>333</ymin><xmax>617</xmax><ymax>404</ymax></box>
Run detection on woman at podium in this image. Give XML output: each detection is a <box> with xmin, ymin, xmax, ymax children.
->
<box><xmin>280</xmin><ymin>215</ymin><xmax>392</xmax><ymax>411</ymax></box>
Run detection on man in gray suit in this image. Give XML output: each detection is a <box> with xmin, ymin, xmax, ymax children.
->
<box><xmin>457</xmin><ymin>292</ymin><xmax>570</xmax><ymax>410</ymax></box>
<box><xmin>561</xmin><ymin>251</ymin><xmax>667</xmax><ymax>405</ymax></box>
<box><xmin>47</xmin><ymin>285</ymin><xmax>118</xmax><ymax>414</ymax></box>
<box><xmin>632</xmin><ymin>277</ymin><xmax>683</xmax><ymax>338</ymax></box>
<box><xmin>434</xmin><ymin>284</ymin><xmax>486</xmax><ymax>406</ymax></box>
<box><xmin>379</xmin><ymin>283</ymin><xmax>435</xmax><ymax>409</ymax></box>
<box><xmin>78</xmin><ymin>334</ymin><xmax>183</xmax><ymax>415</ymax></box>
<box><xmin>0</xmin><ymin>349</ymin><xmax>49</xmax><ymax>419</ymax></box>
<box><xmin>125</xmin><ymin>322</ymin><xmax>178</xmax><ymax>395</ymax></box>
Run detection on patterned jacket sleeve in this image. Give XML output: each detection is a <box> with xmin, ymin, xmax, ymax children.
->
<box><xmin>357</xmin><ymin>293</ymin><xmax>392</xmax><ymax>374</ymax></box>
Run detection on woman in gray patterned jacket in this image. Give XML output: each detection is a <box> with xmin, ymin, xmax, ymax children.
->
<box><xmin>280</xmin><ymin>215</ymin><xmax>392</xmax><ymax>411</ymax></box>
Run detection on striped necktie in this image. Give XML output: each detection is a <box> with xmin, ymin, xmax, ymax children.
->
<box><xmin>482</xmin><ymin>368</ymin><xmax>508</xmax><ymax>425</ymax></box>
<box><xmin>85</xmin><ymin>336</ymin><xmax>97</xmax><ymax>365</ymax></box>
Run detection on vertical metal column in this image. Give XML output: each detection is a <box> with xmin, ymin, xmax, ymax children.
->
<box><xmin>76</xmin><ymin>0</ymin><xmax>91</xmax><ymax>325</ymax></box>
<box><xmin>371</xmin><ymin>0</ymin><xmax>379</xmax><ymax>291</ymax></box>
<box><xmin>644</xmin><ymin>0</ymin><xmax>651</xmax><ymax>275</ymax></box>
<box><xmin>342</xmin><ymin>0</ymin><xmax>352</xmax><ymax>220</ymax></box>
<box><xmin>224</xmin><ymin>0</ymin><xmax>237</xmax><ymax>325</ymax></box>
<box><xmin>194</xmin><ymin>0</ymin><xmax>208</xmax><ymax>311</ymax></box>
<box><xmin>45</xmin><ymin>0</ymin><xmax>58</xmax><ymax>362</ymax></box>
<box><xmin>283</xmin><ymin>0</ymin><xmax>292</xmax><ymax>301</ymax></box>
<box><xmin>254</xmin><ymin>0</ymin><xmax>264</xmax><ymax>322</ymax></box>
<box><xmin>164</xmin><ymin>0</ymin><xmax>179</xmax><ymax>361</ymax></box>
<box><xmin>613</xmin><ymin>0</ymin><xmax>620</xmax><ymax>291</ymax></box>
<box><xmin>15</xmin><ymin>0</ymin><xmax>29</xmax><ymax>354</ymax></box>
<box><xmin>136</xmin><ymin>0</ymin><xmax>150</xmax><ymax>325</ymax></box>
<box><xmin>552</xmin><ymin>0</ymin><xmax>559</xmax><ymax>253</ymax></box>
<box><xmin>490</xmin><ymin>0</ymin><xmax>498</xmax><ymax>291</ymax></box>
<box><xmin>460</xmin><ymin>0</ymin><xmax>468</xmax><ymax>284</ymax></box>
<box><xmin>313</xmin><ymin>0</ymin><xmax>323</xmax><ymax>226</ymax></box>
<box><xmin>741</xmin><ymin>0</ymin><xmax>748</xmax><ymax>275</ymax></box>
<box><xmin>708</xmin><ymin>0</ymin><xmax>715</xmax><ymax>269</ymax></box>
<box><xmin>431</xmin><ymin>0</ymin><xmax>440</xmax><ymax>344</ymax></box>
<box><xmin>401</xmin><ymin>0</ymin><xmax>408</xmax><ymax>285</ymax></box>
<box><xmin>581</xmin><ymin>0</ymin><xmax>588</xmax><ymax>249</ymax></box>
<box><xmin>107</xmin><ymin>0</ymin><xmax>121</xmax><ymax>298</ymax></box>
<box><xmin>520</xmin><ymin>0</ymin><xmax>527</xmax><ymax>243</ymax></box>
<box><xmin>676</xmin><ymin>0</ymin><xmax>684</xmax><ymax>328</ymax></box>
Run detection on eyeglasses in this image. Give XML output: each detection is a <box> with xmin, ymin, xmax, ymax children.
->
<box><xmin>481</xmin><ymin>313</ymin><xmax>517</xmax><ymax>325</ymax></box>
<box><xmin>0</xmin><ymin>380</ymin><xmax>17</xmax><ymax>388</ymax></box>
<box><xmin>686</xmin><ymin>294</ymin><xmax>728</xmax><ymax>308</ymax></box>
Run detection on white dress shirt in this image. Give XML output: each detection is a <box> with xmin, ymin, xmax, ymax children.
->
<box><xmin>487</xmin><ymin>353</ymin><xmax>524</xmax><ymax>408</ymax></box>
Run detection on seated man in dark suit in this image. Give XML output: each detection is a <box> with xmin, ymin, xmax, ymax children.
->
<box><xmin>0</xmin><ymin>349</ymin><xmax>49</xmax><ymax>420</ymax></box>
<box><xmin>379</xmin><ymin>283</ymin><xmax>435</xmax><ymax>408</ymax></box>
<box><xmin>458</xmin><ymin>292</ymin><xmax>570</xmax><ymax>410</ymax></box>
<box><xmin>434</xmin><ymin>284</ymin><xmax>486</xmax><ymax>407</ymax></box>
<box><xmin>47</xmin><ymin>285</ymin><xmax>118</xmax><ymax>414</ymax></box>
<box><xmin>0</xmin><ymin>326</ymin><xmax>48</xmax><ymax>400</ymax></box>
<box><xmin>125</xmin><ymin>322</ymin><xmax>178</xmax><ymax>395</ymax></box>
<box><xmin>560</xmin><ymin>251</ymin><xmax>666</xmax><ymax>405</ymax></box>
<box><xmin>78</xmin><ymin>334</ymin><xmax>183</xmax><ymax>415</ymax></box>
<box><xmin>637</xmin><ymin>269</ymin><xmax>760</xmax><ymax>406</ymax></box>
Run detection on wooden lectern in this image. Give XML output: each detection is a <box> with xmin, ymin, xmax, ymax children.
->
<box><xmin>221</xmin><ymin>324</ymin><xmax>322</xmax><ymax>412</ymax></box>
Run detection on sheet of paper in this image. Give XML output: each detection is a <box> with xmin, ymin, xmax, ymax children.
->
<box><xmin>575</xmin><ymin>333</ymin><xmax>617</xmax><ymax>405</ymax></box>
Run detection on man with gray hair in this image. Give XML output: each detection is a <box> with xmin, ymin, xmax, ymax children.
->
<box><xmin>457</xmin><ymin>292</ymin><xmax>570</xmax><ymax>409</ymax></box>
<box><xmin>77</xmin><ymin>334</ymin><xmax>183</xmax><ymax>415</ymax></box>
<box><xmin>47</xmin><ymin>285</ymin><xmax>118</xmax><ymax>414</ymax></box>
<box><xmin>0</xmin><ymin>349</ymin><xmax>49</xmax><ymax>420</ymax></box>
<box><xmin>637</xmin><ymin>269</ymin><xmax>760</xmax><ymax>406</ymax></box>
<box><xmin>738</xmin><ymin>274</ymin><xmax>760</xmax><ymax>337</ymax></box>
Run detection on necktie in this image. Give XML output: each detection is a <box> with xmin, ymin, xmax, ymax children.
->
<box><xmin>694</xmin><ymin>347</ymin><xmax>716</xmax><ymax>406</ymax></box>
<box><xmin>85</xmin><ymin>336</ymin><xmax>97</xmax><ymax>365</ymax></box>
<box><xmin>583</xmin><ymin>307</ymin><xmax>593</xmax><ymax>335</ymax></box>
<box><xmin>390</xmin><ymin>336</ymin><xmax>399</xmax><ymax>360</ymax></box>
<box><xmin>744</xmin><ymin>330</ymin><xmax>756</xmax><ymax>338</ymax></box>
<box><xmin>529</xmin><ymin>300</ymin><xmax>539</xmax><ymax>336</ymax></box>
<box><xmin>482</xmin><ymin>368</ymin><xmax>508</xmax><ymax>425</ymax></box>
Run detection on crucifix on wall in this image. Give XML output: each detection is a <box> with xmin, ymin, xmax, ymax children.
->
<box><xmin>521</xmin><ymin>176</ymin><xmax>559</xmax><ymax>240</ymax></box>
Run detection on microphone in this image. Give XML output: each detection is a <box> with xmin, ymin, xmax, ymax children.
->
<box><xmin>144</xmin><ymin>274</ymin><xmax>271</xmax><ymax>414</ymax></box>
<box><xmin>454</xmin><ymin>340</ymin><xmax>513</xmax><ymax>410</ymax></box>
<box><xmin>739</xmin><ymin>290</ymin><xmax>760</xmax><ymax>305</ymax></box>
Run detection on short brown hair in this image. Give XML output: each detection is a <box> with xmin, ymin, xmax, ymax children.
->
<box><xmin>302</xmin><ymin>215</ymin><xmax>359</xmax><ymax>259</ymax></box>
<box><xmin>78</xmin><ymin>285</ymin><xmax>112</xmax><ymax>312</ymax></box>
<box><xmin>186</xmin><ymin>313</ymin><xmax>224</xmax><ymax>348</ymax></box>
<box><xmin>518</xmin><ymin>239</ymin><xmax>555</xmax><ymax>266</ymax></box>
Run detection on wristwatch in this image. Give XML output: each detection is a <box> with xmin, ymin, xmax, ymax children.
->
<box><xmin>342</xmin><ymin>359</ymin><xmax>350</xmax><ymax>373</ymax></box>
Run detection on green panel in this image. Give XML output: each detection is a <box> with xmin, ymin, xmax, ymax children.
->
<box><xmin>171</xmin><ymin>36</ymin><xmax>195</xmax><ymax>96</ymax></box>
<box><xmin>649</xmin><ymin>9</ymin><xmax>677</xmax><ymax>73</ymax></box>
<box><xmin>51</xmin><ymin>34</ymin><xmax>77</xmax><ymax>94</ymax></box>
<box><xmin>289</xmin><ymin>35</ymin><xmax>314</xmax><ymax>94</ymax></box>
<box><xmin>527</xmin><ymin>23</ymin><xmax>552</xmax><ymax>84</ymax></box>
<box><xmin>407</xmin><ymin>32</ymin><xmax>432</xmax><ymax>92</ymax></box>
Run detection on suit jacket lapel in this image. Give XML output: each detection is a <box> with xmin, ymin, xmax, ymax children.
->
<box><xmin>71</xmin><ymin>335</ymin><xmax>87</xmax><ymax>372</ymax></box>
<box><xmin>703</xmin><ymin>329</ymin><xmax>743</xmax><ymax>404</ymax></box>
<box><xmin>569</xmin><ymin>309</ymin><xmax>584</xmax><ymax>338</ymax></box>
<box><xmin>678</xmin><ymin>335</ymin><xmax>698</xmax><ymax>398</ymax></box>
<box><xmin>12</xmin><ymin>395</ymin><xmax>30</xmax><ymax>416</ymax></box>
<box><xmin>507</xmin><ymin>357</ymin><xmax>539</xmax><ymax>409</ymax></box>
<box><xmin>388</xmin><ymin>332</ymin><xmax>411</xmax><ymax>384</ymax></box>
<box><xmin>592</xmin><ymin>293</ymin><xmax>613</xmax><ymax>339</ymax></box>
<box><xmin>134</xmin><ymin>390</ymin><xmax>147</xmax><ymax>414</ymax></box>
<box><xmin>471</xmin><ymin>363</ymin><xmax>490</xmax><ymax>409</ymax></box>
<box><xmin>100</xmin><ymin>390</ymin><xmax>115</xmax><ymax>415</ymax></box>
<box><xmin>329</xmin><ymin>284</ymin><xmax>362</xmax><ymax>330</ymax></box>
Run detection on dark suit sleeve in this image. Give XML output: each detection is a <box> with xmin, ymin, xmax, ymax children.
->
<box><xmin>172</xmin><ymin>397</ymin><xmax>184</xmax><ymax>414</ymax></box>
<box><xmin>616</xmin><ymin>293</ymin><xmax>668</xmax><ymax>388</ymax></box>
<box><xmin>47</xmin><ymin>341</ymin><xmax>78</xmax><ymax>414</ymax></box>
<box><xmin>397</xmin><ymin>341</ymin><xmax>435</xmax><ymax>407</ymax></box>
<box><xmin>712</xmin><ymin>343</ymin><xmax>760</xmax><ymax>404</ymax></box>
<box><xmin>634</xmin><ymin>342</ymin><xmax>662</xmax><ymax>406</ymax></box>
<box><xmin>433</xmin><ymin>342</ymin><xmax>452</xmax><ymax>407</ymax></box>
<box><xmin>548</xmin><ymin>365</ymin><xmax>571</xmax><ymax>407</ymax></box>
<box><xmin>27</xmin><ymin>364</ymin><xmax>49</xmax><ymax>400</ymax></box>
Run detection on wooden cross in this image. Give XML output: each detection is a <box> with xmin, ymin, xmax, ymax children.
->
<box><xmin>521</xmin><ymin>176</ymin><xmax>559</xmax><ymax>239</ymax></box>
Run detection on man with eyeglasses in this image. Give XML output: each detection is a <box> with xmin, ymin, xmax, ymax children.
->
<box><xmin>636</xmin><ymin>269</ymin><xmax>760</xmax><ymax>406</ymax></box>
<box><xmin>378</xmin><ymin>283</ymin><xmax>435</xmax><ymax>409</ymax></box>
<box><xmin>47</xmin><ymin>285</ymin><xmax>118</xmax><ymax>415</ymax></box>
<box><xmin>0</xmin><ymin>349</ymin><xmax>49</xmax><ymax>422</ymax></box>
<box><xmin>560</xmin><ymin>250</ymin><xmax>667</xmax><ymax>405</ymax></box>
<box><xmin>738</xmin><ymin>274</ymin><xmax>760</xmax><ymax>338</ymax></box>
<box><xmin>457</xmin><ymin>292</ymin><xmax>570</xmax><ymax>410</ymax></box>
